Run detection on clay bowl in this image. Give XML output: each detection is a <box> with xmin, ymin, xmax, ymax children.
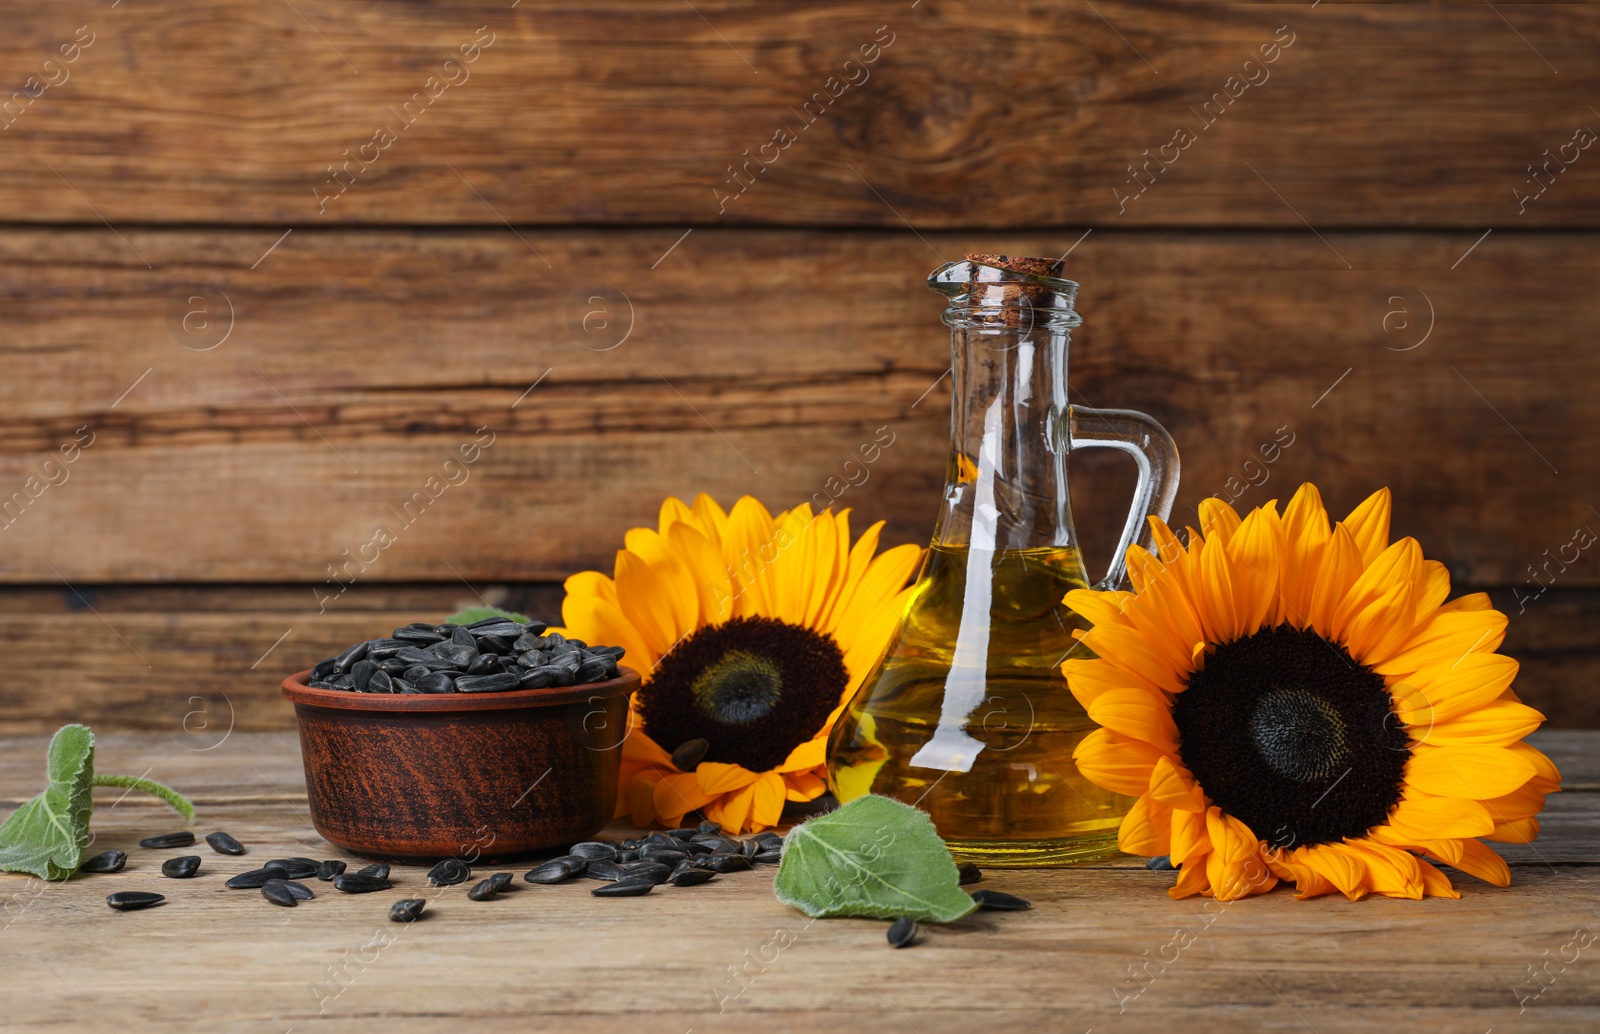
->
<box><xmin>281</xmin><ymin>667</ymin><xmax>638</xmax><ymax>862</ymax></box>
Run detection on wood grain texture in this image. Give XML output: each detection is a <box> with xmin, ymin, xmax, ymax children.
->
<box><xmin>0</xmin><ymin>582</ymin><xmax>1592</xmax><ymax>736</ymax></box>
<box><xmin>0</xmin><ymin>3</ymin><xmax>1595</xmax><ymax>226</ymax></box>
<box><xmin>0</xmin><ymin>730</ymin><xmax>1594</xmax><ymax>1033</ymax></box>
<box><xmin>1</xmin><ymin>229</ymin><xmax>1595</xmax><ymax>587</ymax></box>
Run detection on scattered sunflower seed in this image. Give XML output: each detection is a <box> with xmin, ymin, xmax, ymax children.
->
<box><xmin>139</xmin><ymin>831</ymin><xmax>195</xmax><ymax>850</ymax></box>
<box><xmin>161</xmin><ymin>856</ymin><xmax>201</xmax><ymax>879</ymax></box>
<box><xmin>261</xmin><ymin>880</ymin><xmax>299</xmax><ymax>907</ymax></box>
<box><xmin>389</xmin><ymin>899</ymin><xmax>427</xmax><ymax>923</ymax></box>
<box><xmin>970</xmin><ymin>889</ymin><xmax>1031</xmax><ymax>911</ymax></box>
<box><xmin>466</xmin><ymin>879</ymin><xmax>499</xmax><ymax>901</ymax></box>
<box><xmin>205</xmin><ymin>831</ymin><xmax>246</xmax><ymax>855</ymax></box>
<box><xmin>106</xmin><ymin>891</ymin><xmax>164</xmax><ymax>911</ymax></box>
<box><xmin>956</xmin><ymin>861</ymin><xmax>982</xmax><ymax>885</ymax></box>
<box><xmin>592</xmin><ymin>876</ymin><xmax>655</xmax><ymax>897</ymax></box>
<box><xmin>81</xmin><ymin>850</ymin><xmax>127</xmax><ymax>874</ymax></box>
<box><xmin>316</xmin><ymin>860</ymin><xmax>347</xmax><ymax>881</ymax></box>
<box><xmin>333</xmin><ymin>873</ymin><xmax>393</xmax><ymax>894</ymax></box>
<box><xmin>427</xmin><ymin>859</ymin><xmax>472</xmax><ymax>886</ymax></box>
<box><xmin>887</xmin><ymin>917</ymin><xmax>919</xmax><ymax>948</ymax></box>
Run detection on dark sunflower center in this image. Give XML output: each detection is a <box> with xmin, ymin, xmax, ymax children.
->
<box><xmin>1172</xmin><ymin>625</ymin><xmax>1408</xmax><ymax>851</ymax></box>
<box><xmin>691</xmin><ymin>650</ymin><xmax>783</xmax><ymax>725</ymax></box>
<box><xmin>640</xmin><ymin>616</ymin><xmax>848</xmax><ymax>774</ymax></box>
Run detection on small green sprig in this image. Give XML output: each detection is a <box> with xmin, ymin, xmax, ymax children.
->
<box><xmin>0</xmin><ymin>724</ymin><xmax>194</xmax><ymax>881</ymax></box>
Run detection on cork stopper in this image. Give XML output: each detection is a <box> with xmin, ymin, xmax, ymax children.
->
<box><xmin>927</xmin><ymin>253</ymin><xmax>1079</xmax><ymax>329</ymax></box>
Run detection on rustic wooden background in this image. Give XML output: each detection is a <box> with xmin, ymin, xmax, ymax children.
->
<box><xmin>1</xmin><ymin>3</ymin><xmax>1596</xmax><ymax>735</ymax></box>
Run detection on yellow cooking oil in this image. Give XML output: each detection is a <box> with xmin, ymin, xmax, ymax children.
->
<box><xmin>826</xmin><ymin>543</ymin><xmax>1135</xmax><ymax>866</ymax></box>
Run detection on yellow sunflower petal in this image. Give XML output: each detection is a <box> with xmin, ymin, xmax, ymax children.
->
<box><xmin>722</xmin><ymin>496</ymin><xmax>778</xmax><ymax>616</ymax></box>
<box><xmin>749</xmin><ymin>772</ymin><xmax>788</xmax><ymax>830</ymax></box>
<box><xmin>1405</xmin><ymin>745</ymin><xmax>1537</xmax><ymax>799</ymax></box>
<box><xmin>1064</xmin><ymin>657</ymin><xmax>1161</xmax><ymax>706</ymax></box>
<box><xmin>625</xmin><ymin>770</ymin><xmax>666</xmax><ymax>826</ymax></box>
<box><xmin>1170</xmin><ymin>807</ymin><xmax>1209</xmax><ymax>866</ymax></box>
<box><xmin>624</xmin><ymin>526</ymin><xmax>702</xmax><ymax>633</ymax></box>
<box><xmin>1085</xmin><ymin>688</ymin><xmax>1179</xmax><ymax>753</ymax></box>
<box><xmin>1083</xmin><ymin>621</ymin><xmax>1184</xmax><ymax>693</ymax></box>
<box><xmin>1478</xmin><ymin>780</ymin><xmax>1552</xmax><ymax>824</ymax></box>
<box><xmin>710</xmin><ymin>783</ymin><xmax>758</xmax><ymax>834</ymax></box>
<box><xmin>614</xmin><ymin>550</ymin><xmax>687</xmax><ymax>658</ymax></box>
<box><xmin>1226</xmin><ymin>505</ymin><xmax>1286</xmax><ymax>633</ymax></box>
<box><xmin>1374</xmin><ymin>608</ymin><xmax>1508</xmax><ymax>675</ymax></box>
<box><xmin>1341</xmin><ymin>839</ymin><xmax>1423</xmax><ymax>900</ymax></box>
<box><xmin>1064</xmin><ymin>587</ymin><xmax>1136</xmax><ymax>629</ymax></box>
<box><xmin>783</xmin><ymin>770</ymin><xmax>827</xmax><ymax>802</ymax></box>
<box><xmin>1486</xmin><ymin>818</ymin><xmax>1541</xmax><ymax>843</ymax></box>
<box><xmin>1147</xmin><ymin>756</ymin><xmax>1207</xmax><ymax>813</ymax></box>
<box><xmin>1308</xmin><ymin>523</ymin><xmax>1364</xmax><ymax>634</ymax></box>
<box><xmin>1508</xmin><ymin>741</ymin><xmax>1562</xmax><ymax>794</ymax></box>
<box><xmin>1118</xmin><ymin>794</ymin><xmax>1172</xmax><ymax>856</ymax></box>
<box><xmin>1414</xmin><ymin>857</ymin><xmax>1461</xmax><ymax>899</ymax></box>
<box><xmin>1343</xmin><ymin>487</ymin><xmax>1393</xmax><ymax>565</ymax></box>
<box><xmin>667</xmin><ymin>519</ymin><xmax>734</xmax><ymax>627</ymax></box>
<box><xmin>1205</xmin><ymin>807</ymin><xmax>1275</xmax><ymax>901</ymax></box>
<box><xmin>1073</xmin><ymin>728</ymin><xmax>1166</xmax><ymax>797</ymax></box>
<box><xmin>1196</xmin><ymin>498</ymin><xmax>1242</xmax><ymax>545</ymax></box>
<box><xmin>1168</xmin><ymin>852</ymin><xmax>1213</xmax><ymax>899</ymax></box>
<box><xmin>561</xmin><ymin>594</ymin><xmax>657</xmax><ymax>676</ymax></box>
<box><xmin>1301</xmin><ymin>842</ymin><xmax>1369</xmax><ymax>901</ymax></box>
<box><xmin>1422</xmin><ymin>699</ymin><xmax>1545</xmax><ymax>747</ymax></box>
<box><xmin>690</xmin><ymin>492</ymin><xmax>729</xmax><ymax>541</ymax></box>
<box><xmin>653</xmin><ymin>771</ymin><xmax>714</xmax><ymax>826</ymax></box>
<box><xmin>777</xmin><ymin>734</ymin><xmax>828</xmax><ymax>773</ymax></box>
<box><xmin>697</xmin><ymin>761</ymin><xmax>761</xmax><ymax>796</ymax></box>
<box><xmin>1384</xmin><ymin>793</ymin><xmax>1495</xmax><ymax>841</ymax></box>
<box><xmin>1269</xmin><ymin>847</ymin><xmax>1338</xmax><ymax>900</ymax></box>
<box><xmin>657</xmin><ymin>496</ymin><xmax>696</xmax><ymax>536</ymax></box>
<box><xmin>1197</xmin><ymin>531</ymin><xmax>1244</xmax><ymax>644</ymax></box>
<box><xmin>1392</xmin><ymin>653</ymin><xmax>1519</xmax><ymax>726</ymax></box>
<box><xmin>829</xmin><ymin>543</ymin><xmax>922</xmax><ymax>654</ymax></box>
<box><xmin>1449</xmin><ymin>839</ymin><xmax>1511</xmax><ymax>887</ymax></box>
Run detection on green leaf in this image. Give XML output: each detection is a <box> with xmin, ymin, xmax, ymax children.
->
<box><xmin>446</xmin><ymin>606</ymin><xmax>532</xmax><ymax>625</ymax></box>
<box><xmin>0</xmin><ymin>724</ymin><xmax>97</xmax><ymax>881</ymax></box>
<box><xmin>0</xmin><ymin>724</ymin><xmax>197</xmax><ymax>880</ymax></box>
<box><xmin>773</xmin><ymin>795</ymin><xmax>978</xmax><ymax>923</ymax></box>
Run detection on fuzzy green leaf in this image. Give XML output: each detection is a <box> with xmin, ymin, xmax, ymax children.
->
<box><xmin>0</xmin><ymin>724</ymin><xmax>196</xmax><ymax>880</ymax></box>
<box><xmin>0</xmin><ymin>724</ymin><xmax>97</xmax><ymax>880</ymax></box>
<box><xmin>773</xmin><ymin>795</ymin><xmax>978</xmax><ymax>923</ymax></box>
<box><xmin>446</xmin><ymin>606</ymin><xmax>532</xmax><ymax>625</ymax></box>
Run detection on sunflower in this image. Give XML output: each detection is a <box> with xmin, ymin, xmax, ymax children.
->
<box><xmin>556</xmin><ymin>494</ymin><xmax>922</xmax><ymax>834</ymax></box>
<box><xmin>1065</xmin><ymin>484</ymin><xmax>1560</xmax><ymax>901</ymax></box>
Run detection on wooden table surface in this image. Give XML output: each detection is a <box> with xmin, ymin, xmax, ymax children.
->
<box><xmin>2</xmin><ymin>730</ymin><xmax>1596</xmax><ymax>1033</ymax></box>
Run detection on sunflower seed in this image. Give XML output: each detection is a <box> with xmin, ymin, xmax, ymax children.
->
<box><xmin>418</xmin><ymin>672</ymin><xmax>456</xmax><ymax>694</ymax></box>
<box><xmin>707</xmin><ymin>853</ymin><xmax>753</xmax><ymax>873</ymax></box>
<box><xmin>200</xmin><ymin>830</ymin><xmax>245</xmax><ymax>856</ymax></box>
<box><xmin>592</xmin><ymin>876</ymin><xmax>655</xmax><ymax>897</ymax></box>
<box><xmin>740</xmin><ymin>839</ymin><xmax>762</xmax><ymax>858</ymax></box>
<box><xmin>226</xmin><ymin>869</ymin><xmax>278</xmax><ymax>889</ymax></box>
<box><xmin>81</xmin><ymin>850</ymin><xmax>127</xmax><ymax>874</ymax></box>
<box><xmin>389</xmin><ymin>898</ymin><xmax>427</xmax><ymax>922</ymax></box>
<box><xmin>512</xmin><ymin>633</ymin><xmax>542</xmax><ymax>652</ymax></box>
<box><xmin>261</xmin><ymin>880</ymin><xmax>298</xmax><ymax>906</ymax></box>
<box><xmin>680</xmin><ymin>841</ymin><xmax>714</xmax><ymax>857</ymax></box>
<box><xmin>669</xmin><ymin>867</ymin><xmax>717</xmax><ymax>887</ymax></box>
<box><xmin>1145</xmin><ymin>855</ymin><xmax>1177</xmax><ymax>871</ymax></box>
<box><xmin>396</xmin><ymin>647</ymin><xmax>456</xmax><ymax>669</ymax></box>
<box><xmin>366</xmin><ymin>638</ymin><xmax>409</xmax><ymax>659</ymax></box>
<box><xmin>622</xmin><ymin>862</ymin><xmax>673</xmax><ymax>885</ymax></box>
<box><xmin>667</xmin><ymin>737</ymin><xmax>710</xmax><ymax>770</ymax></box>
<box><xmin>616</xmin><ymin>850</ymin><xmax>640</xmax><ymax>863</ymax></box>
<box><xmin>139</xmin><ymin>831</ymin><xmax>195</xmax><ymax>849</ymax></box>
<box><xmin>455</xmin><ymin>673</ymin><xmax>520</xmax><ymax>693</ymax></box>
<box><xmin>467</xmin><ymin>653</ymin><xmax>500</xmax><ymax>675</ymax></box>
<box><xmin>106</xmin><ymin>891</ymin><xmax>164</xmax><ymax>911</ymax></box>
<box><xmin>333</xmin><ymin>640</ymin><xmax>370</xmax><ymax>670</ymax></box>
<box><xmin>369</xmin><ymin>670</ymin><xmax>395</xmax><ymax>694</ymax></box>
<box><xmin>957</xmin><ymin>861</ymin><xmax>982</xmax><ymax>885</ymax></box>
<box><xmin>161</xmin><ymin>855</ymin><xmax>201</xmax><ymax>878</ymax></box>
<box><xmin>466</xmin><ymin>879</ymin><xmax>499</xmax><ymax>901</ymax></box>
<box><xmin>432</xmin><ymin>643</ymin><xmax>478</xmax><ymax>667</ymax></box>
<box><xmin>350</xmin><ymin>658</ymin><xmax>378</xmax><ymax>692</ymax></box>
<box><xmin>640</xmin><ymin>848</ymin><xmax>686</xmax><ymax>868</ymax></box>
<box><xmin>467</xmin><ymin>621</ymin><xmax>526</xmax><ymax>638</ymax></box>
<box><xmin>665</xmin><ymin>827</ymin><xmax>697</xmax><ymax>841</ymax></box>
<box><xmin>395</xmin><ymin>679</ymin><xmax>421</xmax><ymax>694</ymax></box>
<box><xmin>427</xmin><ymin>859</ymin><xmax>472</xmax><ymax>886</ymax></box>
<box><xmin>311</xmin><ymin>658</ymin><xmax>338</xmax><ymax>680</ymax></box>
<box><xmin>517</xmin><ymin>668</ymin><xmax>555</xmax><ymax>689</ymax></box>
<box><xmin>316</xmin><ymin>860</ymin><xmax>347</xmax><ymax>881</ymax></box>
<box><xmin>450</xmin><ymin>625</ymin><xmax>477</xmax><ymax>649</ymax></box>
<box><xmin>356</xmin><ymin>863</ymin><xmax>391</xmax><ymax>880</ymax></box>
<box><xmin>698</xmin><ymin>819</ymin><xmax>722</xmax><ymax>835</ymax></box>
<box><xmin>333</xmin><ymin>873</ymin><xmax>392</xmax><ymax>893</ymax></box>
<box><xmin>488</xmin><ymin>872</ymin><xmax>514</xmax><ymax>893</ymax></box>
<box><xmin>377</xmin><ymin>657</ymin><xmax>412</xmax><ymax>675</ymax></box>
<box><xmin>330</xmin><ymin>674</ymin><xmax>357</xmax><ymax>690</ymax></box>
<box><xmin>575</xmin><ymin>656</ymin><xmax>612</xmax><ymax>682</ymax></box>
<box><xmin>266</xmin><ymin>859</ymin><xmax>319</xmax><ymax>880</ymax></box>
<box><xmin>753</xmin><ymin>849</ymin><xmax>783</xmax><ymax>864</ymax></box>
<box><xmin>583</xmin><ymin>861</ymin><xmax>626</xmax><ymax>882</ymax></box>
<box><xmin>569</xmin><ymin>841</ymin><xmax>618</xmax><ymax>862</ymax></box>
<box><xmin>393</xmin><ymin>627</ymin><xmax>445</xmax><ymax>644</ymax></box>
<box><xmin>887</xmin><ymin>917</ymin><xmax>918</xmax><ymax>948</ymax></box>
<box><xmin>524</xmin><ymin>859</ymin><xmax>585</xmax><ymax>884</ymax></box>
<box><xmin>279</xmin><ymin>879</ymin><xmax>314</xmax><ymax>901</ymax></box>
<box><xmin>970</xmin><ymin>889</ymin><xmax>1031</xmax><ymax>911</ymax></box>
<box><xmin>754</xmin><ymin>831</ymin><xmax>784</xmax><ymax>847</ymax></box>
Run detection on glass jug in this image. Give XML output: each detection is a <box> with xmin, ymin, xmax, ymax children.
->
<box><xmin>825</xmin><ymin>254</ymin><xmax>1180</xmax><ymax>866</ymax></box>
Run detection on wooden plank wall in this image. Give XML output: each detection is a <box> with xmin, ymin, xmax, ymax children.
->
<box><xmin>2</xmin><ymin>3</ymin><xmax>1597</xmax><ymax>731</ymax></box>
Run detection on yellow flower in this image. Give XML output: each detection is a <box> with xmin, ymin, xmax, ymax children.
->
<box><xmin>556</xmin><ymin>494</ymin><xmax>922</xmax><ymax>834</ymax></box>
<box><xmin>1065</xmin><ymin>484</ymin><xmax>1559</xmax><ymax>901</ymax></box>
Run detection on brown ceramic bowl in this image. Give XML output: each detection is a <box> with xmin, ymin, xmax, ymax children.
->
<box><xmin>281</xmin><ymin>667</ymin><xmax>638</xmax><ymax>862</ymax></box>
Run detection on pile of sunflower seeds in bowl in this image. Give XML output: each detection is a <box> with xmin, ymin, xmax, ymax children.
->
<box><xmin>307</xmin><ymin>617</ymin><xmax>625</xmax><ymax>695</ymax></box>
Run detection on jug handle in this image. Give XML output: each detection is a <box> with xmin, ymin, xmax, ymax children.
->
<box><xmin>1064</xmin><ymin>405</ymin><xmax>1181</xmax><ymax>591</ymax></box>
